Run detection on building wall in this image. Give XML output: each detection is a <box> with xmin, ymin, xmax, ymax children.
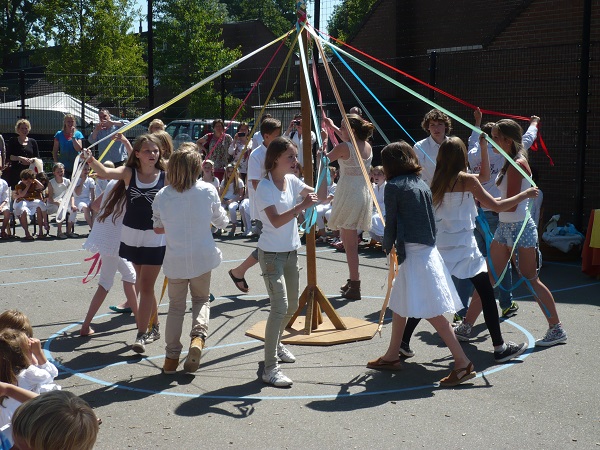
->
<box><xmin>332</xmin><ymin>0</ymin><xmax>599</xmax><ymax>229</ymax></box>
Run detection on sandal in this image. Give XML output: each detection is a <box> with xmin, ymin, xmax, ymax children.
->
<box><xmin>439</xmin><ymin>362</ymin><xmax>476</xmax><ymax>387</ymax></box>
<box><xmin>366</xmin><ymin>357</ymin><xmax>402</xmax><ymax>371</ymax></box>
<box><xmin>228</xmin><ymin>269</ymin><xmax>249</xmax><ymax>293</ymax></box>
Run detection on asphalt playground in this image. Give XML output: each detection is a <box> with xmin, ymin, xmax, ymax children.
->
<box><xmin>0</xmin><ymin>221</ymin><xmax>599</xmax><ymax>449</ymax></box>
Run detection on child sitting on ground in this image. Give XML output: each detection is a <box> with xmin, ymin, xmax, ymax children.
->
<box><xmin>13</xmin><ymin>169</ymin><xmax>46</xmax><ymax>241</ymax></box>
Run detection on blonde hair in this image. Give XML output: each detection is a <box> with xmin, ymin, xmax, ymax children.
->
<box><xmin>103</xmin><ymin>160</ymin><xmax>115</xmax><ymax>168</ymax></box>
<box><xmin>167</xmin><ymin>149</ymin><xmax>202</xmax><ymax>192</ymax></box>
<box><xmin>152</xmin><ymin>130</ymin><xmax>174</xmax><ymax>160</ymax></box>
<box><xmin>12</xmin><ymin>391</ymin><xmax>99</xmax><ymax>450</ymax></box>
<box><xmin>148</xmin><ymin>118</ymin><xmax>165</xmax><ymax>133</ymax></box>
<box><xmin>15</xmin><ymin>118</ymin><xmax>31</xmax><ymax>133</ymax></box>
<box><xmin>62</xmin><ymin>114</ymin><xmax>76</xmax><ymax>131</ymax></box>
<box><xmin>177</xmin><ymin>142</ymin><xmax>200</xmax><ymax>154</ymax></box>
<box><xmin>0</xmin><ymin>310</ymin><xmax>33</xmax><ymax>337</ymax></box>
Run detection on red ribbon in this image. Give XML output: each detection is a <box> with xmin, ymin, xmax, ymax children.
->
<box><xmin>83</xmin><ymin>253</ymin><xmax>102</xmax><ymax>284</ymax></box>
<box><xmin>316</xmin><ymin>28</ymin><xmax>553</xmax><ymax>165</ymax></box>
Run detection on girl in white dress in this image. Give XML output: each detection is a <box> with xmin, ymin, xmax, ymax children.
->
<box><xmin>366</xmin><ymin>141</ymin><xmax>475</xmax><ymax>387</ymax></box>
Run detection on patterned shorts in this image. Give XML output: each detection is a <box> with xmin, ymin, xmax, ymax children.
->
<box><xmin>494</xmin><ymin>218</ymin><xmax>538</xmax><ymax>248</ymax></box>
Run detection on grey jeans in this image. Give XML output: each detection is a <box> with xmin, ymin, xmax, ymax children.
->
<box><xmin>258</xmin><ymin>249</ymin><xmax>299</xmax><ymax>370</ymax></box>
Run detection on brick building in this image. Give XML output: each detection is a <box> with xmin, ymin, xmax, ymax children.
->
<box><xmin>320</xmin><ymin>0</ymin><xmax>598</xmax><ymax>230</ymax></box>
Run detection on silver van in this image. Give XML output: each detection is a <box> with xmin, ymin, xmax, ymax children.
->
<box><xmin>165</xmin><ymin>119</ymin><xmax>241</xmax><ymax>149</ymax></box>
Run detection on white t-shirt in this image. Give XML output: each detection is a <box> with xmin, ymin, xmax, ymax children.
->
<box><xmin>251</xmin><ymin>131</ymin><xmax>263</xmax><ymax>152</ymax></box>
<box><xmin>220</xmin><ymin>178</ymin><xmax>245</xmax><ymax>199</ymax></box>
<box><xmin>73</xmin><ymin>177</ymin><xmax>95</xmax><ymax>204</ymax></box>
<box><xmin>49</xmin><ymin>177</ymin><xmax>71</xmax><ymax>202</ymax></box>
<box><xmin>285</xmin><ymin>130</ymin><xmax>316</xmax><ymax>167</ymax></box>
<box><xmin>247</xmin><ymin>144</ymin><xmax>267</xmax><ymax>220</ymax></box>
<box><xmin>256</xmin><ymin>174</ymin><xmax>308</xmax><ymax>252</ymax></box>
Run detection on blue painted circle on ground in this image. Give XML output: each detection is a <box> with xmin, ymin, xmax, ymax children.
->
<box><xmin>44</xmin><ymin>295</ymin><xmax>535</xmax><ymax>401</ymax></box>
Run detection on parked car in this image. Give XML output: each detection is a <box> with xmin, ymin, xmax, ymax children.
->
<box><xmin>165</xmin><ymin>119</ymin><xmax>241</xmax><ymax>149</ymax></box>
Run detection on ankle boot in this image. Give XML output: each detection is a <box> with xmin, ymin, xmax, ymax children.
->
<box><xmin>342</xmin><ymin>280</ymin><xmax>361</xmax><ymax>300</ymax></box>
<box><xmin>340</xmin><ymin>279</ymin><xmax>351</xmax><ymax>293</ymax></box>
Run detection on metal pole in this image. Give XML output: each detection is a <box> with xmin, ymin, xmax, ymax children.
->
<box><xmin>575</xmin><ymin>0</ymin><xmax>591</xmax><ymax>230</ymax></box>
<box><xmin>148</xmin><ymin>0</ymin><xmax>154</xmax><ymax>109</ymax></box>
<box><xmin>428</xmin><ymin>51</ymin><xmax>437</xmax><ymax>101</ymax></box>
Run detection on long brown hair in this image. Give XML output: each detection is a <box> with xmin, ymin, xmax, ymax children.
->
<box><xmin>494</xmin><ymin>119</ymin><xmax>527</xmax><ymax>186</ymax></box>
<box><xmin>430</xmin><ymin>136</ymin><xmax>468</xmax><ymax>207</ymax></box>
<box><xmin>97</xmin><ymin>134</ymin><xmax>165</xmax><ymax>224</ymax></box>
<box><xmin>264</xmin><ymin>137</ymin><xmax>294</xmax><ymax>173</ymax></box>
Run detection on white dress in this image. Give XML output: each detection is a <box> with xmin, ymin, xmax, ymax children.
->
<box><xmin>327</xmin><ymin>142</ymin><xmax>372</xmax><ymax>231</ymax></box>
<box><xmin>435</xmin><ymin>191</ymin><xmax>486</xmax><ymax>279</ymax></box>
<box><xmin>389</xmin><ymin>243</ymin><xmax>462</xmax><ymax>319</ymax></box>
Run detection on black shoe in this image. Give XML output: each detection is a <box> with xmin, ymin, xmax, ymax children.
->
<box><xmin>494</xmin><ymin>341</ymin><xmax>526</xmax><ymax>363</ymax></box>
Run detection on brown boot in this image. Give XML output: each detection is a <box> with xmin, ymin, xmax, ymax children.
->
<box><xmin>183</xmin><ymin>336</ymin><xmax>205</xmax><ymax>373</ymax></box>
<box><xmin>342</xmin><ymin>280</ymin><xmax>361</xmax><ymax>300</ymax></box>
<box><xmin>340</xmin><ymin>279</ymin><xmax>351</xmax><ymax>293</ymax></box>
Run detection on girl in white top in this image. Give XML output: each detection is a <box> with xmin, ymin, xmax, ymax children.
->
<box><xmin>227</xmin><ymin>122</ymin><xmax>251</xmax><ymax>180</ymax></box>
<box><xmin>79</xmin><ymin>179</ymin><xmax>138</xmax><ymax>337</ymax></box>
<box><xmin>255</xmin><ymin>137</ymin><xmax>318</xmax><ymax>387</ymax></box>
<box><xmin>220</xmin><ymin>164</ymin><xmax>245</xmax><ymax>237</ymax></box>
<box><xmin>369</xmin><ymin>165</ymin><xmax>386</xmax><ymax>243</ymax></box>
<box><xmin>487</xmin><ymin>120</ymin><xmax>566</xmax><ymax>347</ymax></box>
<box><xmin>152</xmin><ymin>149</ymin><xmax>229</xmax><ymax>374</ymax></box>
<box><xmin>47</xmin><ymin>163</ymin><xmax>72</xmax><ymax>237</ymax></box>
<box><xmin>0</xmin><ymin>329</ymin><xmax>60</xmax><ymax>429</ymax></box>
<box><xmin>201</xmin><ymin>159</ymin><xmax>220</xmax><ymax>192</ymax></box>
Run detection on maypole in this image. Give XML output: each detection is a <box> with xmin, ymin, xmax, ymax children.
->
<box><xmin>246</xmin><ymin>1</ymin><xmax>378</xmax><ymax>345</ymax></box>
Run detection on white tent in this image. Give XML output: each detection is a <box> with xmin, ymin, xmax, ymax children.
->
<box><xmin>0</xmin><ymin>92</ymin><xmax>146</xmax><ymax>138</ymax></box>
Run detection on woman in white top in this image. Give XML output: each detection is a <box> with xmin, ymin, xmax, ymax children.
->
<box><xmin>254</xmin><ymin>137</ymin><xmax>318</xmax><ymax>387</ymax></box>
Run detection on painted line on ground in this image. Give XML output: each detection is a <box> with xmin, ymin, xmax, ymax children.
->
<box><xmin>44</xmin><ymin>296</ymin><xmax>535</xmax><ymax>401</ymax></box>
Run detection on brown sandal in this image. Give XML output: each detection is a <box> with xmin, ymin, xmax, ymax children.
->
<box><xmin>366</xmin><ymin>357</ymin><xmax>402</xmax><ymax>371</ymax></box>
<box><xmin>439</xmin><ymin>362</ymin><xmax>476</xmax><ymax>387</ymax></box>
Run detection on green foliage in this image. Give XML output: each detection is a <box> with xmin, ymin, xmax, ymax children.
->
<box><xmin>39</xmin><ymin>0</ymin><xmax>146</xmax><ymax>107</ymax></box>
<box><xmin>153</xmin><ymin>0</ymin><xmax>241</xmax><ymax>116</ymax></box>
<box><xmin>0</xmin><ymin>0</ymin><xmax>48</xmax><ymax>67</ymax></box>
<box><xmin>327</xmin><ymin>0</ymin><xmax>377</xmax><ymax>42</ymax></box>
<box><xmin>220</xmin><ymin>0</ymin><xmax>298</xmax><ymax>37</ymax></box>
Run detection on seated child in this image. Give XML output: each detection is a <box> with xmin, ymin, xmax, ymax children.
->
<box><xmin>368</xmin><ymin>165</ymin><xmax>386</xmax><ymax>245</ymax></box>
<box><xmin>11</xmin><ymin>390</ymin><xmax>99</xmax><ymax>450</ymax></box>
<box><xmin>93</xmin><ymin>160</ymin><xmax>115</xmax><ymax>198</ymax></box>
<box><xmin>315</xmin><ymin>166</ymin><xmax>337</xmax><ymax>242</ymax></box>
<box><xmin>35</xmin><ymin>172</ymin><xmax>50</xmax><ymax>238</ymax></box>
<box><xmin>46</xmin><ymin>162</ymin><xmax>72</xmax><ymax>238</ymax></box>
<box><xmin>0</xmin><ymin>171</ymin><xmax>10</xmax><ymax>239</ymax></box>
<box><xmin>68</xmin><ymin>163</ymin><xmax>95</xmax><ymax>235</ymax></box>
<box><xmin>13</xmin><ymin>169</ymin><xmax>46</xmax><ymax>241</ymax></box>
<box><xmin>220</xmin><ymin>164</ymin><xmax>245</xmax><ymax>237</ymax></box>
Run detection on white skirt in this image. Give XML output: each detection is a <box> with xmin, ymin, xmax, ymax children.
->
<box><xmin>389</xmin><ymin>243</ymin><xmax>462</xmax><ymax>319</ymax></box>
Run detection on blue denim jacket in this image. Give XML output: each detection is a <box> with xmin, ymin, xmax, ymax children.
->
<box><xmin>383</xmin><ymin>174</ymin><xmax>437</xmax><ymax>264</ymax></box>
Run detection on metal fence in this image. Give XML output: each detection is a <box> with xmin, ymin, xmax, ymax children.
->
<box><xmin>1</xmin><ymin>38</ymin><xmax>597</xmax><ymax>230</ymax></box>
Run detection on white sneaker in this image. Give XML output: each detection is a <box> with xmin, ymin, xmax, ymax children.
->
<box><xmin>277</xmin><ymin>343</ymin><xmax>296</xmax><ymax>363</ymax></box>
<box><xmin>262</xmin><ymin>366</ymin><xmax>293</xmax><ymax>387</ymax></box>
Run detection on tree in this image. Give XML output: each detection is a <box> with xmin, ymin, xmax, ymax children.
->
<box><xmin>0</xmin><ymin>0</ymin><xmax>47</xmax><ymax>68</ymax></box>
<box><xmin>153</xmin><ymin>0</ymin><xmax>243</xmax><ymax>118</ymax></box>
<box><xmin>220</xmin><ymin>0</ymin><xmax>299</xmax><ymax>38</ymax></box>
<box><xmin>327</xmin><ymin>0</ymin><xmax>377</xmax><ymax>42</ymax></box>
<box><xmin>39</xmin><ymin>0</ymin><xmax>146</xmax><ymax>113</ymax></box>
